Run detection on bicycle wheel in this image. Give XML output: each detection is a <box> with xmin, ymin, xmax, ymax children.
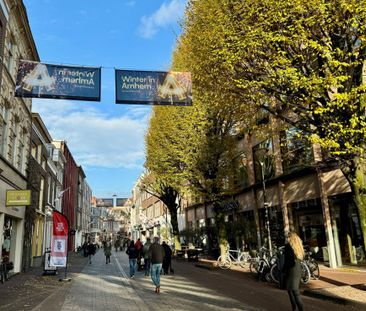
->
<box><xmin>217</xmin><ymin>255</ymin><xmax>231</xmax><ymax>269</ymax></box>
<box><xmin>310</xmin><ymin>260</ymin><xmax>320</xmax><ymax>280</ymax></box>
<box><xmin>356</xmin><ymin>247</ymin><xmax>365</xmax><ymax>262</ymax></box>
<box><xmin>300</xmin><ymin>261</ymin><xmax>310</xmax><ymax>284</ymax></box>
<box><xmin>270</xmin><ymin>263</ymin><xmax>279</xmax><ymax>283</ymax></box>
<box><xmin>238</xmin><ymin>253</ymin><xmax>250</xmax><ymax>268</ymax></box>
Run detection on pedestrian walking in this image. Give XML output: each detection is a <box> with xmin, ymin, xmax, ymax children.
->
<box><xmin>143</xmin><ymin>237</ymin><xmax>152</xmax><ymax>276</ymax></box>
<box><xmin>114</xmin><ymin>239</ymin><xmax>120</xmax><ymax>252</ymax></box>
<box><xmin>162</xmin><ymin>241</ymin><xmax>172</xmax><ymax>275</ymax></box>
<box><xmin>149</xmin><ymin>236</ymin><xmax>165</xmax><ymax>293</ymax></box>
<box><xmin>135</xmin><ymin>238</ymin><xmax>143</xmax><ymax>271</ymax></box>
<box><xmin>104</xmin><ymin>239</ymin><xmax>112</xmax><ymax>264</ymax></box>
<box><xmin>86</xmin><ymin>241</ymin><xmax>96</xmax><ymax>264</ymax></box>
<box><xmin>126</xmin><ymin>240</ymin><xmax>138</xmax><ymax>278</ymax></box>
<box><xmin>282</xmin><ymin>231</ymin><xmax>305</xmax><ymax>311</ymax></box>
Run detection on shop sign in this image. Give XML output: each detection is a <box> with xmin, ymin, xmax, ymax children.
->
<box><xmin>6</xmin><ymin>190</ymin><xmax>31</xmax><ymax>206</ymax></box>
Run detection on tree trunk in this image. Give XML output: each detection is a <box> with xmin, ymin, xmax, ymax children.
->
<box><xmin>170</xmin><ymin>207</ymin><xmax>181</xmax><ymax>251</ymax></box>
<box><xmin>218</xmin><ymin>221</ymin><xmax>228</xmax><ymax>259</ymax></box>
<box><xmin>343</xmin><ymin>157</ymin><xmax>366</xmax><ymax>253</ymax></box>
<box><xmin>352</xmin><ymin>157</ymin><xmax>366</xmax><ymax>252</ymax></box>
<box><xmin>214</xmin><ymin>202</ymin><xmax>229</xmax><ymax>258</ymax></box>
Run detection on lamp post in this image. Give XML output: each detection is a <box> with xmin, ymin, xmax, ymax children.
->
<box><xmin>258</xmin><ymin>150</ymin><xmax>273</xmax><ymax>257</ymax></box>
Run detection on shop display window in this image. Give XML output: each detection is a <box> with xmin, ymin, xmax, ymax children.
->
<box><xmin>2</xmin><ymin>217</ymin><xmax>12</xmax><ymax>263</ymax></box>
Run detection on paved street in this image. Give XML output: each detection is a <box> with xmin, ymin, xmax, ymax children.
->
<box><xmin>25</xmin><ymin>249</ymin><xmax>360</xmax><ymax>311</ymax></box>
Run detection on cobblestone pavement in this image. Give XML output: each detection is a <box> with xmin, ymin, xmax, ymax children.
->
<box><xmin>1</xmin><ymin>249</ymin><xmax>365</xmax><ymax>311</ymax></box>
<box><xmin>0</xmin><ymin>251</ymin><xmax>88</xmax><ymax>311</ymax></box>
<box><xmin>35</xmin><ymin>250</ymin><xmax>256</xmax><ymax>311</ymax></box>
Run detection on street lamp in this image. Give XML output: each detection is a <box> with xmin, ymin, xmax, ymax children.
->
<box><xmin>258</xmin><ymin>149</ymin><xmax>273</xmax><ymax>257</ymax></box>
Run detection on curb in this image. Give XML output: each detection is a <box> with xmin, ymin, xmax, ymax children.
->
<box><xmin>195</xmin><ymin>263</ymin><xmax>216</xmax><ymax>270</ymax></box>
<box><xmin>303</xmin><ymin>289</ymin><xmax>348</xmax><ymax>305</ymax></box>
<box><xmin>303</xmin><ymin>289</ymin><xmax>366</xmax><ymax>308</ymax></box>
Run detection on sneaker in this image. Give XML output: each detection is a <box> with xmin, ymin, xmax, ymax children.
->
<box><xmin>130</xmin><ymin>275</ymin><xmax>134</xmax><ymax>279</ymax></box>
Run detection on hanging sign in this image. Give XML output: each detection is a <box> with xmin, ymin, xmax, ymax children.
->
<box><xmin>15</xmin><ymin>60</ymin><xmax>101</xmax><ymax>101</ymax></box>
<box><xmin>50</xmin><ymin>211</ymin><xmax>69</xmax><ymax>267</ymax></box>
<box><xmin>6</xmin><ymin>190</ymin><xmax>31</xmax><ymax>206</ymax></box>
<box><xmin>115</xmin><ymin>69</ymin><xmax>192</xmax><ymax>105</ymax></box>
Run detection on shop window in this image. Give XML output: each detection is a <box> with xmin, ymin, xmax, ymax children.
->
<box><xmin>280</xmin><ymin>127</ymin><xmax>313</xmax><ymax>174</ymax></box>
<box><xmin>253</xmin><ymin>139</ymin><xmax>275</xmax><ymax>183</ymax></box>
<box><xmin>258</xmin><ymin>206</ymin><xmax>285</xmax><ymax>248</ymax></box>
<box><xmin>290</xmin><ymin>199</ymin><xmax>326</xmax><ymax>260</ymax></box>
<box><xmin>234</xmin><ymin>153</ymin><xmax>249</xmax><ymax>188</ymax></box>
<box><xmin>2</xmin><ymin>217</ymin><xmax>12</xmax><ymax>263</ymax></box>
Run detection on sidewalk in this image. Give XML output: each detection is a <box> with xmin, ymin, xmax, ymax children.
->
<box><xmin>302</xmin><ymin>264</ymin><xmax>366</xmax><ymax>307</ymax></box>
<box><xmin>196</xmin><ymin>258</ymin><xmax>366</xmax><ymax>308</ymax></box>
<box><xmin>0</xmin><ymin>250</ymin><xmax>89</xmax><ymax>311</ymax></box>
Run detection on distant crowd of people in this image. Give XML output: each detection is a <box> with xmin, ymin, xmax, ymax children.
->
<box><xmin>80</xmin><ymin>236</ymin><xmax>173</xmax><ymax>294</ymax></box>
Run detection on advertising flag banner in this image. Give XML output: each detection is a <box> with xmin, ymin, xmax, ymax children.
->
<box><xmin>50</xmin><ymin>211</ymin><xmax>69</xmax><ymax>267</ymax></box>
<box><xmin>115</xmin><ymin>70</ymin><xmax>192</xmax><ymax>105</ymax></box>
<box><xmin>15</xmin><ymin>60</ymin><xmax>101</xmax><ymax>101</ymax></box>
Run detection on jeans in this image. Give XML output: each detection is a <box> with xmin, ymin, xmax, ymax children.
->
<box><xmin>151</xmin><ymin>263</ymin><xmax>162</xmax><ymax>286</ymax></box>
<box><xmin>129</xmin><ymin>258</ymin><xmax>137</xmax><ymax>277</ymax></box>
<box><xmin>144</xmin><ymin>258</ymin><xmax>151</xmax><ymax>276</ymax></box>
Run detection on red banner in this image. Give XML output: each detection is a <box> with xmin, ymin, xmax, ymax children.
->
<box><xmin>50</xmin><ymin>211</ymin><xmax>69</xmax><ymax>267</ymax></box>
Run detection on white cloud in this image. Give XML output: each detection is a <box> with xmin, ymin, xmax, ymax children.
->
<box><xmin>32</xmin><ymin>99</ymin><xmax>150</xmax><ymax>169</ymax></box>
<box><xmin>139</xmin><ymin>0</ymin><xmax>186</xmax><ymax>39</ymax></box>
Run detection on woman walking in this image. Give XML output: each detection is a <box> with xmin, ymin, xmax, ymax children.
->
<box><xmin>283</xmin><ymin>232</ymin><xmax>305</xmax><ymax>311</ymax></box>
<box><xmin>104</xmin><ymin>238</ymin><xmax>112</xmax><ymax>264</ymax></box>
<box><xmin>126</xmin><ymin>240</ymin><xmax>138</xmax><ymax>278</ymax></box>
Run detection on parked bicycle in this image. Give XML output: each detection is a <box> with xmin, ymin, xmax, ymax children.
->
<box><xmin>249</xmin><ymin>246</ymin><xmax>276</xmax><ymax>282</ymax></box>
<box><xmin>303</xmin><ymin>246</ymin><xmax>320</xmax><ymax>280</ymax></box>
<box><xmin>217</xmin><ymin>248</ymin><xmax>251</xmax><ymax>269</ymax></box>
<box><xmin>270</xmin><ymin>245</ymin><xmax>312</xmax><ymax>285</ymax></box>
<box><xmin>356</xmin><ymin>245</ymin><xmax>365</xmax><ymax>262</ymax></box>
<box><xmin>270</xmin><ymin>259</ymin><xmax>311</xmax><ymax>285</ymax></box>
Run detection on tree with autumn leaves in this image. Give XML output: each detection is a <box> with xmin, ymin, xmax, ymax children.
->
<box><xmin>145</xmin><ymin>0</ymin><xmax>366</xmax><ymax>256</ymax></box>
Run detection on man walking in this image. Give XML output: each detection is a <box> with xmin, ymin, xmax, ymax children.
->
<box><xmin>149</xmin><ymin>236</ymin><xmax>165</xmax><ymax>293</ymax></box>
<box><xmin>143</xmin><ymin>237</ymin><xmax>152</xmax><ymax>276</ymax></box>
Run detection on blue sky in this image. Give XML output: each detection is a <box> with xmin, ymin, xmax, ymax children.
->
<box><xmin>23</xmin><ymin>0</ymin><xmax>187</xmax><ymax>198</ymax></box>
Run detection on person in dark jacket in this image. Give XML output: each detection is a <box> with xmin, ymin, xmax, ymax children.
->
<box><xmin>143</xmin><ymin>238</ymin><xmax>152</xmax><ymax>276</ymax></box>
<box><xmin>282</xmin><ymin>231</ymin><xmax>305</xmax><ymax>311</ymax></box>
<box><xmin>104</xmin><ymin>238</ymin><xmax>112</xmax><ymax>264</ymax></box>
<box><xmin>126</xmin><ymin>240</ymin><xmax>138</xmax><ymax>278</ymax></box>
<box><xmin>86</xmin><ymin>241</ymin><xmax>96</xmax><ymax>264</ymax></box>
<box><xmin>162</xmin><ymin>241</ymin><xmax>172</xmax><ymax>275</ymax></box>
<box><xmin>149</xmin><ymin>236</ymin><xmax>165</xmax><ymax>293</ymax></box>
